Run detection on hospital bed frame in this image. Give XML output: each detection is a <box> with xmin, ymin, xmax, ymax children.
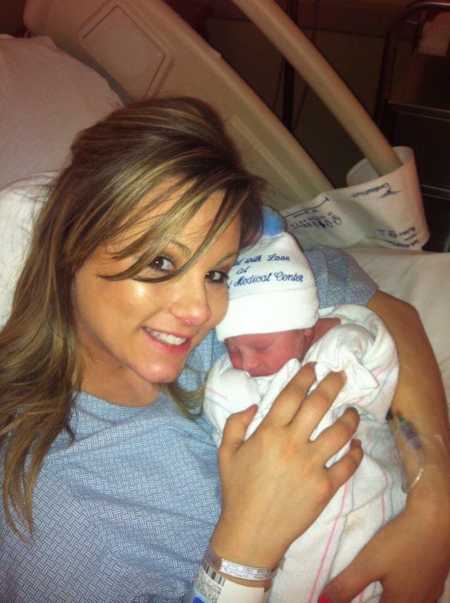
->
<box><xmin>22</xmin><ymin>0</ymin><xmax>401</xmax><ymax>210</ymax></box>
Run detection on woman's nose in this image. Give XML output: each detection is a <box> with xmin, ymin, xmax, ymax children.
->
<box><xmin>169</xmin><ymin>280</ymin><xmax>212</xmax><ymax>327</ymax></box>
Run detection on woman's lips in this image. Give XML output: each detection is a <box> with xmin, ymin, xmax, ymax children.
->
<box><xmin>142</xmin><ymin>327</ymin><xmax>192</xmax><ymax>354</ymax></box>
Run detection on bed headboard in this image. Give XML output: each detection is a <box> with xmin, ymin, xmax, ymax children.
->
<box><xmin>23</xmin><ymin>0</ymin><xmax>333</xmax><ymax>210</ymax></box>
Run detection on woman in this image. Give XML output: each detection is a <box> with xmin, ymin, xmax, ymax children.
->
<box><xmin>0</xmin><ymin>98</ymin><xmax>448</xmax><ymax>602</ymax></box>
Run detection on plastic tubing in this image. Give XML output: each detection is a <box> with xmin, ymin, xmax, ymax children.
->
<box><xmin>232</xmin><ymin>0</ymin><xmax>402</xmax><ymax>176</ymax></box>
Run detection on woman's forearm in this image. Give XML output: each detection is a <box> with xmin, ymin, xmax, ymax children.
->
<box><xmin>309</xmin><ymin>290</ymin><xmax>449</xmax><ymax>603</ymax></box>
<box><xmin>368</xmin><ymin>291</ymin><xmax>450</xmax><ymax>499</ymax></box>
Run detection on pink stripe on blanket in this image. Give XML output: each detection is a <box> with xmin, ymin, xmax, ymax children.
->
<box><xmin>307</xmin><ymin>480</ymin><xmax>350</xmax><ymax>603</ymax></box>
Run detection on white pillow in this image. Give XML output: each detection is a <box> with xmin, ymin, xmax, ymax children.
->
<box><xmin>0</xmin><ymin>173</ymin><xmax>49</xmax><ymax>325</ymax></box>
<box><xmin>0</xmin><ymin>35</ymin><xmax>123</xmax><ymax>189</ymax></box>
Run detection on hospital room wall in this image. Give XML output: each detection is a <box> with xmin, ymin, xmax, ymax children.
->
<box><xmin>206</xmin><ymin>5</ymin><xmax>412</xmax><ymax>188</ymax></box>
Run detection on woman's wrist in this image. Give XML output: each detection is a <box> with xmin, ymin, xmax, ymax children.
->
<box><xmin>192</xmin><ymin>572</ymin><xmax>268</xmax><ymax>602</ymax></box>
<box><xmin>204</xmin><ymin>545</ymin><xmax>275</xmax><ymax>587</ymax></box>
<box><xmin>210</xmin><ymin>515</ymin><xmax>285</xmax><ymax>571</ymax></box>
<box><xmin>406</xmin><ymin>461</ymin><xmax>450</xmax><ymax>508</ymax></box>
<box><xmin>191</xmin><ymin>546</ymin><xmax>273</xmax><ymax>602</ymax></box>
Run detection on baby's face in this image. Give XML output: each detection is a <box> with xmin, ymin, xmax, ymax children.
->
<box><xmin>226</xmin><ymin>329</ymin><xmax>313</xmax><ymax>377</ymax></box>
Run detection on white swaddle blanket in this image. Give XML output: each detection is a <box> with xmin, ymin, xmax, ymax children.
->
<box><xmin>204</xmin><ymin>304</ymin><xmax>406</xmax><ymax>603</ymax></box>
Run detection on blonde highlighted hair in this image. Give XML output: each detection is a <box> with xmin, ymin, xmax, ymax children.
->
<box><xmin>0</xmin><ymin>97</ymin><xmax>263</xmax><ymax>533</ymax></box>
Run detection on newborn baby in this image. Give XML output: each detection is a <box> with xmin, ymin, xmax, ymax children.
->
<box><xmin>204</xmin><ymin>215</ymin><xmax>405</xmax><ymax>602</ymax></box>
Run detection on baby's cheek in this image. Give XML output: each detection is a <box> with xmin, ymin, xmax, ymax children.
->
<box><xmin>268</xmin><ymin>348</ymin><xmax>296</xmax><ymax>373</ymax></box>
<box><xmin>228</xmin><ymin>349</ymin><xmax>243</xmax><ymax>370</ymax></box>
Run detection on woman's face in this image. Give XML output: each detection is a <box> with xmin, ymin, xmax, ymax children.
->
<box><xmin>73</xmin><ymin>189</ymin><xmax>241</xmax><ymax>406</ymax></box>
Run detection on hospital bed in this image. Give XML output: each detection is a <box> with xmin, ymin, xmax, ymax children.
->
<box><xmin>0</xmin><ymin>0</ymin><xmax>449</xmax><ymax>413</ymax></box>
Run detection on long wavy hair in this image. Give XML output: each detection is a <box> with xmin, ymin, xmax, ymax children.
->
<box><xmin>0</xmin><ymin>97</ymin><xmax>264</xmax><ymax>534</ymax></box>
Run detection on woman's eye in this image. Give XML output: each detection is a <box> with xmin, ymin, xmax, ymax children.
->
<box><xmin>206</xmin><ymin>270</ymin><xmax>229</xmax><ymax>284</ymax></box>
<box><xmin>148</xmin><ymin>256</ymin><xmax>174</xmax><ymax>272</ymax></box>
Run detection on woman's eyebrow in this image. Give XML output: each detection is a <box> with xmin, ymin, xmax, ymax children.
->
<box><xmin>168</xmin><ymin>240</ymin><xmax>239</xmax><ymax>265</ymax></box>
<box><xmin>168</xmin><ymin>240</ymin><xmax>192</xmax><ymax>258</ymax></box>
<box><xmin>219</xmin><ymin>250</ymin><xmax>240</xmax><ymax>265</ymax></box>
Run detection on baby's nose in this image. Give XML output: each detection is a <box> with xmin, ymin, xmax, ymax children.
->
<box><xmin>241</xmin><ymin>351</ymin><xmax>260</xmax><ymax>373</ymax></box>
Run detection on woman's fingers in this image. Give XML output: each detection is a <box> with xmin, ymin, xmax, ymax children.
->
<box><xmin>261</xmin><ymin>363</ymin><xmax>317</xmax><ymax>426</ymax></box>
<box><xmin>326</xmin><ymin>438</ymin><xmax>364</xmax><ymax>491</ymax></box>
<box><xmin>220</xmin><ymin>405</ymin><xmax>258</xmax><ymax>457</ymax></box>
<box><xmin>290</xmin><ymin>370</ymin><xmax>347</xmax><ymax>436</ymax></box>
<box><xmin>216</xmin><ymin>372</ymin><xmax>364</xmax><ymax>569</ymax></box>
<box><xmin>313</xmin><ymin>406</ymin><xmax>361</xmax><ymax>460</ymax></box>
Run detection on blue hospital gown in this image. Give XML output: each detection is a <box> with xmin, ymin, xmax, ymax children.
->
<box><xmin>0</xmin><ymin>248</ymin><xmax>376</xmax><ymax>602</ymax></box>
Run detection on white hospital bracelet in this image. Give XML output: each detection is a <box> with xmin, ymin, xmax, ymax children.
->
<box><xmin>193</xmin><ymin>561</ymin><xmax>269</xmax><ymax>603</ymax></box>
<box><xmin>205</xmin><ymin>545</ymin><xmax>276</xmax><ymax>582</ymax></box>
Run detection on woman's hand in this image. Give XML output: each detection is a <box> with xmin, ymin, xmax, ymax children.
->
<box><xmin>321</xmin><ymin>427</ymin><xmax>450</xmax><ymax>603</ymax></box>
<box><xmin>323</xmin><ymin>291</ymin><xmax>450</xmax><ymax>602</ymax></box>
<box><xmin>210</xmin><ymin>364</ymin><xmax>363</xmax><ymax>570</ymax></box>
<box><xmin>320</xmin><ymin>484</ymin><xmax>450</xmax><ymax>602</ymax></box>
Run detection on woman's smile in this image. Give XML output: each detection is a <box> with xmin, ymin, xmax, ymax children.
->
<box><xmin>142</xmin><ymin>327</ymin><xmax>191</xmax><ymax>354</ymax></box>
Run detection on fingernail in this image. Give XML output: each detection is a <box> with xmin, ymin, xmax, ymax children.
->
<box><xmin>318</xmin><ymin>596</ymin><xmax>333</xmax><ymax>603</ymax></box>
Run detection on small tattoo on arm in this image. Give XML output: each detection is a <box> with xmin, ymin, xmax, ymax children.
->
<box><xmin>386</xmin><ymin>409</ymin><xmax>425</xmax><ymax>492</ymax></box>
<box><xmin>387</xmin><ymin>410</ymin><xmax>423</xmax><ymax>450</ymax></box>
